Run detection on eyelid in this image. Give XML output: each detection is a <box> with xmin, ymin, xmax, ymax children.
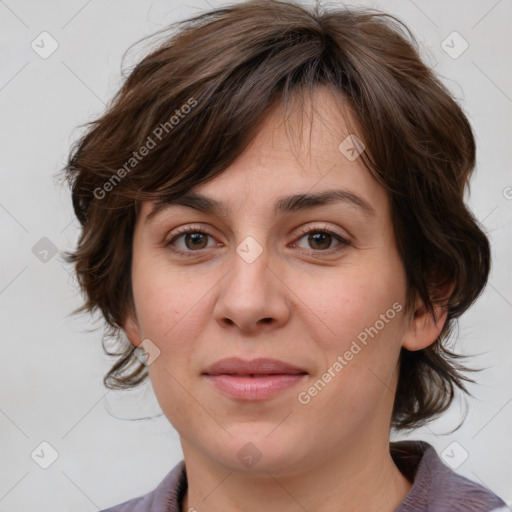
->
<box><xmin>290</xmin><ymin>223</ymin><xmax>351</xmax><ymax>253</ymax></box>
<box><xmin>164</xmin><ymin>224</ymin><xmax>217</xmax><ymax>248</ymax></box>
<box><xmin>293</xmin><ymin>223</ymin><xmax>350</xmax><ymax>243</ymax></box>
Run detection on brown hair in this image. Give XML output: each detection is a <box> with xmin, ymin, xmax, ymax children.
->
<box><xmin>63</xmin><ymin>0</ymin><xmax>490</xmax><ymax>430</ymax></box>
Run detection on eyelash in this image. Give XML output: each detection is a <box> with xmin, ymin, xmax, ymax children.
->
<box><xmin>164</xmin><ymin>224</ymin><xmax>350</xmax><ymax>258</ymax></box>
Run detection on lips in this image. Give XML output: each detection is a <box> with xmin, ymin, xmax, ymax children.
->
<box><xmin>203</xmin><ymin>357</ymin><xmax>308</xmax><ymax>376</ymax></box>
<box><xmin>203</xmin><ymin>358</ymin><xmax>308</xmax><ymax>400</ymax></box>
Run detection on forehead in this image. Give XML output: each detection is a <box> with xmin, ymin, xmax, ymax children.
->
<box><xmin>139</xmin><ymin>87</ymin><xmax>387</xmax><ymax>220</ymax></box>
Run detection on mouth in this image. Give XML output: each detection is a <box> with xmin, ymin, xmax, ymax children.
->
<box><xmin>202</xmin><ymin>357</ymin><xmax>308</xmax><ymax>401</ymax></box>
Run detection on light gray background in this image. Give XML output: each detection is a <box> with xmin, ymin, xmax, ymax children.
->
<box><xmin>1</xmin><ymin>0</ymin><xmax>511</xmax><ymax>510</ymax></box>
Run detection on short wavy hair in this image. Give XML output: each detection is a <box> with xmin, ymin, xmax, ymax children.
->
<box><xmin>63</xmin><ymin>0</ymin><xmax>490</xmax><ymax>430</ymax></box>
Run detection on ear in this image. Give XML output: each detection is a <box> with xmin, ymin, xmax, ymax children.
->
<box><xmin>123</xmin><ymin>313</ymin><xmax>143</xmax><ymax>348</ymax></box>
<box><xmin>401</xmin><ymin>291</ymin><xmax>451</xmax><ymax>351</ymax></box>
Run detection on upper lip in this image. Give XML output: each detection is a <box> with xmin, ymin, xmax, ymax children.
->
<box><xmin>203</xmin><ymin>357</ymin><xmax>308</xmax><ymax>376</ymax></box>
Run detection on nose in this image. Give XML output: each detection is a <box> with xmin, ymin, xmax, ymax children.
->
<box><xmin>213</xmin><ymin>239</ymin><xmax>291</xmax><ymax>335</ymax></box>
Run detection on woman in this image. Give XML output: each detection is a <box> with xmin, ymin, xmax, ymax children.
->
<box><xmin>63</xmin><ymin>0</ymin><xmax>508</xmax><ymax>510</ymax></box>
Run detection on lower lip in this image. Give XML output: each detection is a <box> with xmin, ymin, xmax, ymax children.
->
<box><xmin>204</xmin><ymin>374</ymin><xmax>307</xmax><ymax>400</ymax></box>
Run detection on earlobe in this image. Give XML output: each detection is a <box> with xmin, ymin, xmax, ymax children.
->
<box><xmin>401</xmin><ymin>296</ymin><xmax>448</xmax><ymax>352</ymax></box>
<box><xmin>123</xmin><ymin>314</ymin><xmax>142</xmax><ymax>348</ymax></box>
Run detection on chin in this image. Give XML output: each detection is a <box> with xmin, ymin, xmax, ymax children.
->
<box><xmin>208</xmin><ymin>433</ymin><xmax>307</xmax><ymax>475</ymax></box>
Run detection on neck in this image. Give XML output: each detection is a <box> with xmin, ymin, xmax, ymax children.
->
<box><xmin>180</xmin><ymin>435</ymin><xmax>412</xmax><ymax>512</ymax></box>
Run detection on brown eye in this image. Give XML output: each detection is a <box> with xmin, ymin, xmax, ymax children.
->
<box><xmin>306</xmin><ymin>232</ymin><xmax>334</xmax><ymax>250</ymax></box>
<box><xmin>293</xmin><ymin>226</ymin><xmax>350</xmax><ymax>253</ymax></box>
<box><xmin>165</xmin><ymin>227</ymin><xmax>216</xmax><ymax>255</ymax></box>
<box><xmin>182</xmin><ymin>232</ymin><xmax>209</xmax><ymax>250</ymax></box>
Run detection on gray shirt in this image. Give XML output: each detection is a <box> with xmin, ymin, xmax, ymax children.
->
<box><xmin>100</xmin><ymin>440</ymin><xmax>508</xmax><ymax>511</ymax></box>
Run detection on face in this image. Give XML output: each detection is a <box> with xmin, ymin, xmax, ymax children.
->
<box><xmin>125</xmin><ymin>87</ymin><xmax>435</xmax><ymax>476</ymax></box>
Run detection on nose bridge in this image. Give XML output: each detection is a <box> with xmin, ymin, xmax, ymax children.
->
<box><xmin>213</xmin><ymin>229</ymin><xmax>290</xmax><ymax>331</ymax></box>
<box><xmin>229</xmin><ymin>233</ymin><xmax>270</xmax><ymax>296</ymax></box>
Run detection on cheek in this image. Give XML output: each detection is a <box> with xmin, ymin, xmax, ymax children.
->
<box><xmin>132</xmin><ymin>264</ymin><xmax>208</xmax><ymax>430</ymax></box>
<box><xmin>298</xmin><ymin>309</ymin><xmax>405</xmax><ymax>435</ymax></box>
<box><xmin>308</xmin><ymin>260</ymin><xmax>406</xmax><ymax>347</ymax></box>
<box><xmin>130</xmin><ymin>255</ymin><xmax>214</xmax><ymax>385</ymax></box>
<box><xmin>131</xmin><ymin>255</ymin><xmax>199</xmax><ymax>338</ymax></box>
<box><xmin>299</xmin><ymin>259</ymin><xmax>406</xmax><ymax>407</ymax></box>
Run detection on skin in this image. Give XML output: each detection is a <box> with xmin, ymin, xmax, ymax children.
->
<box><xmin>124</xmin><ymin>87</ymin><xmax>447</xmax><ymax>512</ymax></box>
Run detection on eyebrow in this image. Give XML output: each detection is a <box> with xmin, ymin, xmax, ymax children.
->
<box><xmin>145</xmin><ymin>188</ymin><xmax>376</xmax><ymax>223</ymax></box>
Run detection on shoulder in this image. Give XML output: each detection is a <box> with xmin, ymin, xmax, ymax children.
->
<box><xmin>392</xmin><ymin>440</ymin><xmax>508</xmax><ymax>512</ymax></box>
<box><xmin>99</xmin><ymin>460</ymin><xmax>187</xmax><ymax>512</ymax></box>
